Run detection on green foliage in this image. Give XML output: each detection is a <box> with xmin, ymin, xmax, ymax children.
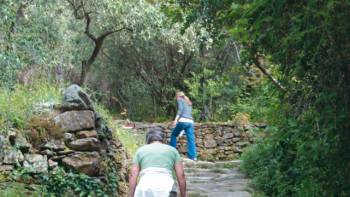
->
<box><xmin>236</xmin><ymin>1</ymin><xmax>350</xmax><ymax>196</ymax></box>
<box><xmin>0</xmin><ymin>0</ymin><xmax>80</xmax><ymax>88</ymax></box>
<box><xmin>169</xmin><ymin>0</ymin><xmax>350</xmax><ymax>196</ymax></box>
<box><xmin>44</xmin><ymin>168</ymin><xmax>107</xmax><ymax>197</ymax></box>
<box><xmin>0</xmin><ymin>81</ymin><xmax>60</xmax><ymax>133</ymax></box>
<box><xmin>0</xmin><ymin>182</ymin><xmax>44</xmax><ymax>197</ymax></box>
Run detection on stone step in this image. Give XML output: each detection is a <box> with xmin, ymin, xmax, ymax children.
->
<box><xmin>182</xmin><ymin>159</ymin><xmax>251</xmax><ymax>197</ymax></box>
<box><xmin>188</xmin><ymin>191</ymin><xmax>251</xmax><ymax>197</ymax></box>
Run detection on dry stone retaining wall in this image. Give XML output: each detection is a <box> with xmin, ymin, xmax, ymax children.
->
<box><xmin>0</xmin><ymin>85</ymin><xmax>129</xmax><ymax>195</ymax></box>
<box><xmin>134</xmin><ymin>122</ymin><xmax>254</xmax><ymax>160</ymax></box>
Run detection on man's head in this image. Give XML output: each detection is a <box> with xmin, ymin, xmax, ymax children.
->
<box><xmin>146</xmin><ymin>130</ymin><xmax>165</xmax><ymax>144</ymax></box>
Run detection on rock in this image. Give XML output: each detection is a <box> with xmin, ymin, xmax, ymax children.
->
<box><xmin>48</xmin><ymin>159</ymin><xmax>58</xmax><ymax>170</ymax></box>
<box><xmin>41</xmin><ymin>140</ymin><xmax>65</xmax><ymax>151</ymax></box>
<box><xmin>57</xmin><ymin>150</ymin><xmax>74</xmax><ymax>156</ymax></box>
<box><xmin>234</xmin><ymin>132</ymin><xmax>241</xmax><ymax>137</ymax></box>
<box><xmin>0</xmin><ymin>165</ymin><xmax>14</xmax><ymax>172</ymax></box>
<box><xmin>204</xmin><ymin>140</ymin><xmax>217</xmax><ymax>148</ymax></box>
<box><xmin>237</xmin><ymin>141</ymin><xmax>250</xmax><ymax>147</ymax></box>
<box><xmin>8</xmin><ymin>132</ymin><xmax>16</xmax><ymax>146</ymax></box>
<box><xmin>223</xmin><ymin>133</ymin><xmax>234</xmax><ymax>139</ymax></box>
<box><xmin>178</xmin><ymin>146</ymin><xmax>187</xmax><ymax>154</ymax></box>
<box><xmin>51</xmin><ymin>155</ymin><xmax>65</xmax><ymax>162</ymax></box>
<box><xmin>62</xmin><ymin>152</ymin><xmax>100</xmax><ymax>176</ymax></box>
<box><xmin>60</xmin><ymin>85</ymin><xmax>94</xmax><ymax>111</ymax></box>
<box><xmin>23</xmin><ymin>154</ymin><xmax>48</xmax><ymax>173</ymax></box>
<box><xmin>68</xmin><ymin>138</ymin><xmax>100</xmax><ymax>151</ymax></box>
<box><xmin>232</xmin><ymin>137</ymin><xmax>241</xmax><ymax>142</ymax></box>
<box><xmin>53</xmin><ymin>110</ymin><xmax>95</xmax><ymax>132</ymax></box>
<box><xmin>204</xmin><ymin>134</ymin><xmax>217</xmax><ymax>148</ymax></box>
<box><xmin>217</xmin><ymin>139</ymin><xmax>225</xmax><ymax>146</ymax></box>
<box><xmin>64</xmin><ymin>133</ymin><xmax>75</xmax><ymax>143</ymax></box>
<box><xmin>16</xmin><ymin>136</ymin><xmax>32</xmax><ymax>153</ymax></box>
<box><xmin>33</xmin><ymin>101</ymin><xmax>56</xmax><ymax>114</ymax></box>
<box><xmin>95</xmin><ymin>113</ymin><xmax>112</xmax><ymax>140</ymax></box>
<box><xmin>0</xmin><ymin>135</ymin><xmax>5</xmax><ymax>150</ymax></box>
<box><xmin>2</xmin><ymin>148</ymin><xmax>24</xmax><ymax>164</ymax></box>
<box><xmin>41</xmin><ymin>149</ymin><xmax>56</xmax><ymax>157</ymax></box>
<box><xmin>76</xmin><ymin>130</ymin><xmax>98</xmax><ymax>139</ymax></box>
<box><xmin>234</xmin><ymin>147</ymin><xmax>243</xmax><ymax>153</ymax></box>
<box><xmin>224</xmin><ymin>146</ymin><xmax>233</xmax><ymax>151</ymax></box>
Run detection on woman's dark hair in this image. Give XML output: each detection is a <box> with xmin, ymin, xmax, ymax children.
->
<box><xmin>146</xmin><ymin>130</ymin><xmax>165</xmax><ymax>144</ymax></box>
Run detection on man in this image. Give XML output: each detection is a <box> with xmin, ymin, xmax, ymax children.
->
<box><xmin>129</xmin><ymin>130</ymin><xmax>187</xmax><ymax>197</ymax></box>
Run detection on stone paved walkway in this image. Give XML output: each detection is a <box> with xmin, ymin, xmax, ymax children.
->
<box><xmin>183</xmin><ymin>159</ymin><xmax>251</xmax><ymax>197</ymax></box>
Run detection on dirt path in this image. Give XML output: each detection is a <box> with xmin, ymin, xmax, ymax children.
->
<box><xmin>184</xmin><ymin>159</ymin><xmax>251</xmax><ymax>197</ymax></box>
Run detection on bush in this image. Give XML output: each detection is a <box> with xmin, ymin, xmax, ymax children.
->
<box><xmin>44</xmin><ymin>168</ymin><xmax>106</xmax><ymax>197</ymax></box>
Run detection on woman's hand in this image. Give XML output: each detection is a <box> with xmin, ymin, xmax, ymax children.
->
<box><xmin>172</xmin><ymin>120</ymin><xmax>177</xmax><ymax>128</ymax></box>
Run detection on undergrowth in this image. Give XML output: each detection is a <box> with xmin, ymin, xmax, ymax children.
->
<box><xmin>95</xmin><ymin>103</ymin><xmax>144</xmax><ymax>156</ymax></box>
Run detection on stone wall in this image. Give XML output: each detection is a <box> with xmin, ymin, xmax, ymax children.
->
<box><xmin>0</xmin><ymin>85</ymin><xmax>128</xmax><ymax>196</ymax></box>
<box><xmin>133</xmin><ymin>122</ymin><xmax>254</xmax><ymax>161</ymax></box>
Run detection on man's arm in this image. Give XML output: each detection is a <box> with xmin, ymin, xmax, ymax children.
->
<box><xmin>174</xmin><ymin>161</ymin><xmax>187</xmax><ymax>197</ymax></box>
<box><xmin>129</xmin><ymin>164</ymin><xmax>140</xmax><ymax>197</ymax></box>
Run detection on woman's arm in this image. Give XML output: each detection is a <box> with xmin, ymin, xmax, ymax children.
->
<box><xmin>173</xmin><ymin>99</ymin><xmax>184</xmax><ymax>126</ymax></box>
<box><xmin>128</xmin><ymin>164</ymin><xmax>140</xmax><ymax>197</ymax></box>
<box><xmin>174</xmin><ymin>161</ymin><xmax>187</xmax><ymax>197</ymax></box>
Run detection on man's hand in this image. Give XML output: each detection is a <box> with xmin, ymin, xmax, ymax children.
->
<box><xmin>128</xmin><ymin>164</ymin><xmax>140</xmax><ymax>197</ymax></box>
<box><xmin>174</xmin><ymin>161</ymin><xmax>187</xmax><ymax>197</ymax></box>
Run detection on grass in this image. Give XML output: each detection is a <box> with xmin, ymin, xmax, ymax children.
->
<box><xmin>0</xmin><ymin>81</ymin><xmax>60</xmax><ymax>134</ymax></box>
<box><xmin>94</xmin><ymin>103</ymin><xmax>145</xmax><ymax>156</ymax></box>
<box><xmin>114</xmin><ymin>125</ymin><xmax>145</xmax><ymax>156</ymax></box>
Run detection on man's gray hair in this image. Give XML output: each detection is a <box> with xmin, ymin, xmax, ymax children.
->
<box><xmin>146</xmin><ymin>130</ymin><xmax>165</xmax><ymax>144</ymax></box>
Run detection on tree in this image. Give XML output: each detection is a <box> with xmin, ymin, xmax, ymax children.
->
<box><xmin>66</xmin><ymin>0</ymin><xmax>134</xmax><ymax>85</ymax></box>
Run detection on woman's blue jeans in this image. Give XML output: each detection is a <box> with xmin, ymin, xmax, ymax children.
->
<box><xmin>170</xmin><ymin>122</ymin><xmax>197</xmax><ymax>160</ymax></box>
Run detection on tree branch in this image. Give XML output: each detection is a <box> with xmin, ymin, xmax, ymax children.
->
<box><xmin>252</xmin><ymin>53</ymin><xmax>286</xmax><ymax>91</ymax></box>
<box><xmin>181</xmin><ymin>52</ymin><xmax>193</xmax><ymax>73</ymax></box>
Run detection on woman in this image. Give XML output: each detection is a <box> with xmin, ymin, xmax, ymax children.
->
<box><xmin>129</xmin><ymin>130</ymin><xmax>186</xmax><ymax>197</ymax></box>
<box><xmin>170</xmin><ymin>91</ymin><xmax>197</xmax><ymax>160</ymax></box>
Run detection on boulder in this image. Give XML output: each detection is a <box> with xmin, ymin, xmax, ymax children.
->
<box><xmin>2</xmin><ymin>148</ymin><xmax>24</xmax><ymax>164</ymax></box>
<box><xmin>23</xmin><ymin>154</ymin><xmax>48</xmax><ymax>173</ymax></box>
<box><xmin>53</xmin><ymin>110</ymin><xmax>95</xmax><ymax>132</ymax></box>
<box><xmin>76</xmin><ymin>130</ymin><xmax>98</xmax><ymax>139</ymax></box>
<box><xmin>68</xmin><ymin>138</ymin><xmax>100</xmax><ymax>151</ymax></box>
<box><xmin>41</xmin><ymin>139</ymin><xmax>65</xmax><ymax>151</ymax></box>
<box><xmin>60</xmin><ymin>85</ymin><xmax>94</xmax><ymax>111</ymax></box>
<box><xmin>62</xmin><ymin>152</ymin><xmax>100</xmax><ymax>176</ymax></box>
